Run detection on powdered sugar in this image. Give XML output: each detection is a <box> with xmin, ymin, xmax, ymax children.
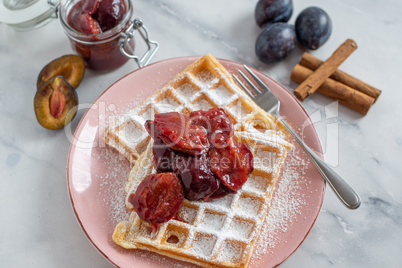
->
<box><xmin>192</xmin><ymin>233</ymin><xmax>217</xmax><ymax>257</ymax></box>
<box><xmin>229</xmin><ymin>217</ymin><xmax>254</xmax><ymax>240</ymax></box>
<box><xmin>96</xmin><ymin>139</ymin><xmax>313</xmax><ymax>266</ymax></box>
<box><xmin>191</xmin><ymin>98</ymin><xmax>214</xmax><ymax>110</ymax></box>
<box><xmin>176</xmin><ymin>83</ymin><xmax>199</xmax><ymax>101</ymax></box>
<box><xmin>250</xmin><ymin>143</ymin><xmax>311</xmax><ymax>264</ymax></box>
<box><xmin>217</xmin><ymin>241</ymin><xmax>243</xmax><ymax>263</ymax></box>
<box><xmin>196</xmin><ymin>70</ymin><xmax>219</xmax><ymax>87</ymax></box>
<box><xmin>98</xmin><ymin>55</ymin><xmax>320</xmax><ymax>267</ymax></box>
<box><xmin>96</xmin><ymin>147</ymin><xmax>132</xmax><ymax>227</ymax></box>
<box><xmin>208</xmin><ymin>84</ymin><xmax>236</xmax><ymax>106</ymax></box>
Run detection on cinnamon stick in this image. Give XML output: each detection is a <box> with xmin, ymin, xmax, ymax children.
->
<box><xmin>291</xmin><ymin>64</ymin><xmax>375</xmax><ymax>115</ymax></box>
<box><xmin>294</xmin><ymin>39</ymin><xmax>358</xmax><ymax>101</ymax></box>
<box><xmin>300</xmin><ymin>52</ymin><xmax>381</xmax><ymax>101</ymax></box>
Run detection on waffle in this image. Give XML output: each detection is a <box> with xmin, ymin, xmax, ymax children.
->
<box><xmin>103</xmin><ymin>54</ymin><xmax>291</xmax><ymax>164</ymax></box>
<box><xmin>106</xmin><ymin>55</ymin><xmax>293</xmax><ymax>267</ymax></box>
<box><xmin>113</xmin><ymin>132</ymin><xmax>289</xmax><ymax>268</ymax></box>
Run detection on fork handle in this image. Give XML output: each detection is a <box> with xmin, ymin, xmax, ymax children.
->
<box><xmin>278</xmin><ymin>117</ymin><xmax>361</xmax><ymax>209</ymax></box>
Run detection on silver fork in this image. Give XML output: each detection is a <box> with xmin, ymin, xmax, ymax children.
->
<box><xmin>233</xmin><ymin>65</ymin><xmax>361</xmax><ymax>209</ymax></box>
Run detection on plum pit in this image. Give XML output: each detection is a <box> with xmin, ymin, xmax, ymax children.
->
<box><xmin>34</xmin><ymin>76</ymin><xmax>78</xmax><ymax>130</ymax></box>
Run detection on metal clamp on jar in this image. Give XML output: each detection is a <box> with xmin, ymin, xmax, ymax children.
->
<box><xmin>0</xmin><ymin>0</ymin><xmax>159</xmax><ymax>70</ymax></box>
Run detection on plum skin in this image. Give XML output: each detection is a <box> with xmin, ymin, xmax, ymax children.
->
<box><xmin>255</xmin><ymin>0</ymin><xmax>293</xmax><ymax>28</ymax></box>
<box><xmin>255</xmin><ymin>23</ymin><xmax>296</xmax><ymax>64</ymax></box>
<box><xmin>295</xmin><ymin>6</ymin><xmax>332</xmax><ymax>50</ymax></box>
<box><xmin>93</xmin><ymin>0</ymin><xmax>126</xmax><ymax>32</ymax></box>
<box><xmin>129</xmin><ymin>173</ymin><xmax>184</xmax><ymax>224</ymax></box>
<box><xmin>37</xmin><ymin>54</ymin><xmax>85</xmax><ymax>90</ymax></box>
<box><xmin>147</xmin><ymin>108</ymin><xmax>254</xmax><ymax>204</ymax></box>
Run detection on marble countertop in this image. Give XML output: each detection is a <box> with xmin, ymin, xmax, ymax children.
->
<box><xmin>1</xmin><ymin>0</ymin><xmax>401</xmax><ymax>267</ymax></box>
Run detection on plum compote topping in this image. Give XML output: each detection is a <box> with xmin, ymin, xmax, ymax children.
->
<box><xmin>174</xmin><ymin>152</ymin><xmax>220</xmax><ymax>201</ymax></box>
<box><xmin>128</xmin><ymin>173</ymin><xmax>184</xmax><ymax>224</ymax></box>
<box><xmin>208</xmin><ymin>183</ymin><xmax>236</xmax><ymax>200</ymax></box>
<box><xmin>136</xmin><ymin>108</ymin><xmax>254</xmax><ymax>224</ymax></box>
<box><xmin>190</xmin><ymin>108</ymin><xmax>233</xmax><ymax>147</ymax></box>
<box><xmin>209</xmin><ymin>140</ymin><xmax>254</xmax><ymax>191</ymax></box>
<box><xmin>145</xmin><ymin>112</ymin><xmax>209</xmax><ymax>155</ymax></box>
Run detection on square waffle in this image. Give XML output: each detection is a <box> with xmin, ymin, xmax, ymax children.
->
<box><xmin>113</xmin><ymin>132</ymin><xmax>289</xmax><ymax>268</ymax></box>
<box><xmin>105</xmin><ymin>55</ymin><xmax>293</xmax><ymax>267</ymax></box>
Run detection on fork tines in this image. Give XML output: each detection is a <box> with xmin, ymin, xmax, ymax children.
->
<box><xmin>233</xmin><ymin>65</ymin><xmax>270</xmax><ymax>98</ymax></box>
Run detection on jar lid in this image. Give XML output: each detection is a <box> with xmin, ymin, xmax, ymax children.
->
<box><xmin>0</xmin><ymin>0</ymin><xmax>60</xmax><ymax>30</ymax></box>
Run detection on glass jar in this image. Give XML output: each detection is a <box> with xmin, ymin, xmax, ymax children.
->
<box><xmin>0</xmin><ymin>0</ymin><xmax>58</xmax><ymax>31</ymax></box>
<box><xmin>0</xmin><ymin>0</ymin><xmax>158</xmax><ymax>70</ymax></box>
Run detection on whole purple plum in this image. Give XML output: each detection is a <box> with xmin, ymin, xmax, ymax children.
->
<box><xmin>255</xmin><ymin>0</ymin><xmax>293</xmax><ymax>27</ymax></box>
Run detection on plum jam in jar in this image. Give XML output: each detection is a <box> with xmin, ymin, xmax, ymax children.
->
<box><xmin>0</xmin><ymin>0</ymin><xmax>158</xmax><ymax>70</ymax></box>
<box><xmin>58</xmin><ymin>0</ymin><xmax>158</xmax><ymax>71</ymax></box>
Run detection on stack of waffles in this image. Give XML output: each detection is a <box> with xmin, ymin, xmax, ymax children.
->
<box><xmin>104</xmin><ymin>55</ymin><xmax>293</xmax><ymax>267</ymax></box>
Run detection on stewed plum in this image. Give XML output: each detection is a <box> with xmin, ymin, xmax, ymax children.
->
<box><xmin>145</xmin><ymin>112</ymin><xmax>209</xmax><ymax>155</ymax></box>
<box><xmin>174</xmin><ymin>152</ymin><xmax>220</xmax><ymax>201</ymax></box>
<box><xmin>208</xmin><ymin>183</ymin><xmax>236</xmax><ymax>200</ymax></box>
<box><xmin>128</xmin><ymin>173</ymin><xmax>184</xmax><ymax>224</ymax></box>
<box><xmin>152</xmin><ymin>134</ymin><xmax>223</xmax><ymax>201</ymax></box>
<box><xmin>68</xmin><ymin>2</ymin><xmax>102</xmax><ymax>34</ymax></box>
<box><xmin>68</xmin><ymin>0</ymin><xmax>126</xmax><ymax>34</ymax></box>
<box><xmin>255</xmin><ymin>0</ymin><xmax>293</xmax><ymax>28</ymax></box>
<box><xmin>82</xmin><ymin>0</ymin><xmax>100</xmax><ymax>14</ymax></box>
<box><xmin>295</xmin><ymin>6</ymin><xmax>332</xmax><ymax>50</ymax></box>
<box><xmin>255</xmin><ymin>23</ymin><xmax>296</xmax><ymax>64</ymax></box>
<box><xmin>209</xmin><ymin>140</ymin><xmax>254</xmax><ymax>191</ymax></box>
<box><xmin>190</xmin><ymin>108</ymin><xmax>233</xmax><ymax>147</ymax></box>
<box><xmin>141</xmin><ymin>108</ymin><xmax>254</xmax><ymax>224</ymax></box>
<box><xmin>152</xmin><ymin>137</ymin><xmax>175</xmax><ymax>173</ymax></box>
<box><xmin>93</xmin><ymin>0</ymin><xmax>126</xmax><ymax>32</ymax></box>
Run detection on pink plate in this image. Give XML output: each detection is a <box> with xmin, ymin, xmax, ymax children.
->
<box><xmin>67</xmin><ymin>56</ymin><xmax>325</xmax><ymax>268</ymax></box>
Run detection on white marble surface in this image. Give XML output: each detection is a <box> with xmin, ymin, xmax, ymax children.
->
<box><xmin>1</xmin><ymin>0</ymin><xmax>402</xmax><ymax>267</ymax></box>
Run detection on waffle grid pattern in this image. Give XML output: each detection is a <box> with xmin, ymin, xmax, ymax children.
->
<box><xmin>113</xmin><ymin>133</ymin><xmax>288</xmax><ymax>267</ymax></box>
<box><xmin>106</xmin><ymin>55</ymin><xmax>293</xmax><ymax>267</ymax></box>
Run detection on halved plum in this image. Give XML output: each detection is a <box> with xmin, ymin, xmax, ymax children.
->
<box><xmin>34</xmin><ymin>76</ymin><xmax>78</xmax><ymax>130</ymax></box>
<box><xmin>37</xmin><ymin>55</ymin><xmax>85</xmax><ymax>90</ymax></box>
